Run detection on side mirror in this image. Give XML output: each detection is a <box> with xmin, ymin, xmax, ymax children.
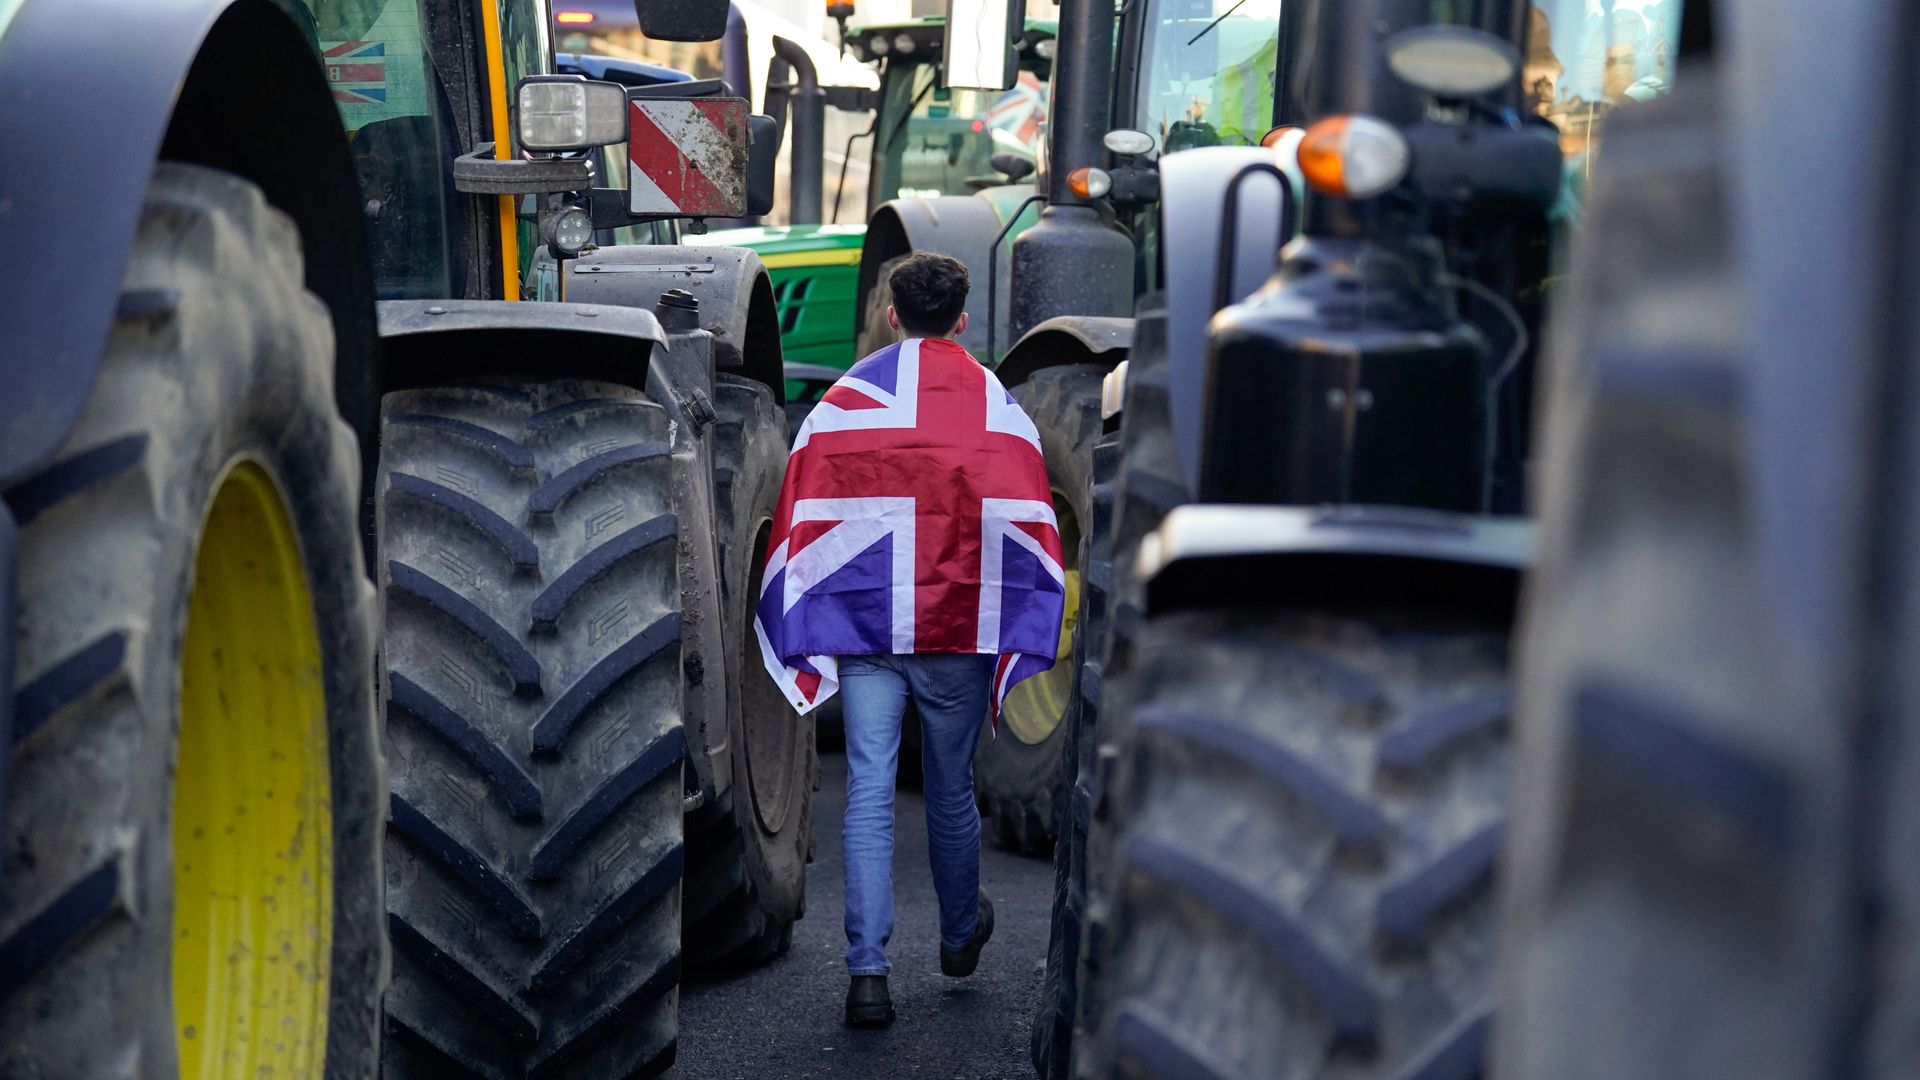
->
<box><xmin>943</xmin><ymin>0</ymin><xmax>1023</xmax><ymax>91</ymax></box>
<box><xmin>747</xmin><ymin>114</ymin><xmax>778</xmax><ymax>217</ymax></box>
<box><xmin>991</xmin><ymin>153</ymin><xmax>1035</xmax><ymax>183</ymax></box>
<box><xmin>633</xmin><ymin>0</ymin><xmax>728</xmax><ymax>42</ymax></box>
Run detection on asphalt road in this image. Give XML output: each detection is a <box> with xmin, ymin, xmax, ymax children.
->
<box><xmin>672</xmin><ymin>748</ymin><xmax>1055</xmax><ymax>1079</ymax></box>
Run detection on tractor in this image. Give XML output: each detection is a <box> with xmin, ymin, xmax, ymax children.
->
<box><xmin>806</xmin><ymin>0</ymin><xmax>1297</xmax><ymax>862</ymax></box>
<box><xmin>0</xmin><ymin>0</ymin><xmax>807</xmax><ymax>1074</ymax></box>
<box><xmin>702</xmin><ymin>11</ymin><xmax>1060</xmax><ymax>418</ymax></box>
<box><xmin>1041</xmin><ymin>0</ymin><xmax>1688</xmax><ymax>1076</ymax></box>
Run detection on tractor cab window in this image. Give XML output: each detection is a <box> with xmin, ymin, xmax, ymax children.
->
<box><xmin>1527</xmin><ymin>0</ymin><xmax>1684</xmax><ymax>220</ymax></box>
<box><xmin>874</xmin><ymin>60</ymin><xmax>1050</xmax><ymax>203</ymax></box>
<box><xmin>1134</xmin><ymin>0</ymin><xmax>1280</xmax><ymax>153</ymax></box>
<box><xmin>298</xmin><ymin>0</ymin><xmax>458</xmax><ymax>299</ymax></box>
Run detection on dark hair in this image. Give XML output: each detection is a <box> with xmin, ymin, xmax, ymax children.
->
<box><xmin>887</xmin><ymin>252</ymin><xmax>971</xmax><ymax>336</ymax></box>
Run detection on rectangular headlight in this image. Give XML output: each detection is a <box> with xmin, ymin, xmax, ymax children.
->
<box><xmin>517</xmin><ymin>76</ymin><xmax>627</xmax><ymax>152</ymax></box>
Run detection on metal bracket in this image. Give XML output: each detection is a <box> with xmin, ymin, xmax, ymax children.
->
<box><xmin>452</xmin><ymin>143</ymin><xmax>593</xmax><ymax>195</ymax></box>
<box><xmin>679</xmin><ymin>388</ymin><xmax>718</xmax><ymax>434</ymax></box>
<box><xmin>823</xmin><ymin>85</ymin><xmax>878</xmax><ymax>112</ymax></box>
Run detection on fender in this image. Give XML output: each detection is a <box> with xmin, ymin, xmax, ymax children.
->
<box><xmin>378</xmin><ymin>299</ymin><xmax>666</xmax><ymax>394</ymax></box>
<box><xmin>1158</xmin><ymin>147</ymin><xmax>1300</xmax><ymax>494</ymax></box>
<box><xmin>1141</xmin><ymin>504</ymin><xmax>1533</xmax><ymax>621</ymax></box>
<box><xmin>995</xmin><ymin>316</ymin><xmax>1134</xmax><ymax>390</ymax></box>
<box><xmin>858</xmin><ymin>191</ymin><xmax>1042</xmax><ymax>363</ymax></box>
<box><xmin>377</xmin><ymin>298</ymin><xmax>739</xmax><ymax>800</ymax></box>
<box><xmin>0</xmin><ymin>0</ymin><xmax>378</xmax><ymax>489</ymax></box>
<box><xmin>562</xmin><ymin>245</ymin><xmax>786</xmax><ymax>403</ymax></box>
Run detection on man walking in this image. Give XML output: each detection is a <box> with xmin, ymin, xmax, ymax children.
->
<box><xmin>753</xmin><ymin>252</ymin><xmax>1067</xmax><ymax>1028</ymax></box>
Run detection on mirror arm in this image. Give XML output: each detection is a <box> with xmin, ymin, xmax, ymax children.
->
<box><xmin>588</xmin><ymin>188</ymin><xmax>638</xmax><ymax>230</ymax></box>
<box><xmin>453</xmin><ymin>144</ymin><xmax>594</xmax><ymax>195</ymax></box>
<box><xmin>824</xmin><ymin>87</ymin><xmax>875</xmax><ymax>111</ymax></box>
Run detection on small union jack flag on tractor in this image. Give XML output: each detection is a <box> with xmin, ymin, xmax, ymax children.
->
<box><xmin>323</xmin><ymin>40</ymin><xmax>387</xmax><ymax>104</ymax></box>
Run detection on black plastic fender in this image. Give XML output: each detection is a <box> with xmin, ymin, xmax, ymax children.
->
<box><xmin>561</xmin><ymin>245</ymin><xmax>786</xmax><ymax>403</ymax></box>
<box><xmin>859</xmin><ymin>192</ymin><xmax>1032</xmax><ymax>362</ymax></box>
<box><xmin>996</xmin><ymin>316</ymin><xmax>1134</xmax><ymax>390</ymax></box>
<box><xmin>1158</xmin><ymin>148</ymin><xmax>1298</xmax><ymax>493</ymax></box>
<box><xmin>0</xmin><ymin>0</ymin><xmax>377</xmax><ymax>489</ymax></box>
<box><xmin>377</xmin><ymin>298</ymin><xmax>665</xmax><ymax>393</ymax></box>
<box><xmin>1141</xmin><ymin>504</ymin><xmax>1532</xmax><ymax>621</ymax></box>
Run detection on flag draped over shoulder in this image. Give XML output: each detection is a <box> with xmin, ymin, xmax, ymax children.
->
<box><xmin>753</xmin><ymin>337</ymin><xmax>1066</xmax><ymax>726</ymax></box>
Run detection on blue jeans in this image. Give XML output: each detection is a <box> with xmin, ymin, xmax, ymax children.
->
<box><xmin>837</xmin><ymin>652</ymin><xmax>993</xmax><ymax>976</ymax></box>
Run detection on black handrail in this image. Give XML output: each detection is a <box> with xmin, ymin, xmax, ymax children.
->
<box><xmin>986</xmin><ymin>193</ymin><xmax>1048</xmax><ymax>365</ymax></box>
<box><xmin>1213</xmin><ymin>162</ymin><xmax>1294</xmax><ymax>313</ymax></box>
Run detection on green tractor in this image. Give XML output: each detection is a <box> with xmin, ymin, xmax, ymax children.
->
<box><xmin>701</xmin><ymin>13</ymin><xmax>1058</xmax><ymax>415</ymax></box>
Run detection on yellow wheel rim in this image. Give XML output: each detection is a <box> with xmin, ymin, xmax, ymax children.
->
<box><xmin>174</xmin><ymin>461</ymin><xmax>333</xmax><ymax>1077</ymax></box>
<box><xmin>1001</xmin><ymin>487</ymin><xmax>1082</xmax><ymax>746</ymax></box>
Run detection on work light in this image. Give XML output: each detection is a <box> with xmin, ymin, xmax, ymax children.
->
<box><xmin>517</xmin><ymin>76</ymin><xmax>627</xmax><ymax>152</ymax></box>
<box><xmin>544</xmin><ymin>203</ymin><xmax>596</xmax><ymax>257</ymax></box>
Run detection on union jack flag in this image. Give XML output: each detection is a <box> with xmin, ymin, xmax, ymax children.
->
<box><xmin>986</xmin><ymin>71</ymin><xmax>1048</xmax><ymax>148</ymax></box>
<box><xmin>754</xmin><ymin>338</ymin><xmax>1066</xmax><ymax>726</ymax></box>
<box><xmin>323</xmin><ymin>40</ymin><xmax>387</xmax><ymax>104</ymax></box>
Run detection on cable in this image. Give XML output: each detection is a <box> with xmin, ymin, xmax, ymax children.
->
<box><xmin>1440</xmin><ymin>273</ymin><xmax>1529</xmax><ymax>512</ymax></box>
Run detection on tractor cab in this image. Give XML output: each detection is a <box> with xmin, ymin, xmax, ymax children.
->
<box><xmin>839</xmin><ymin>18</ymin><xmax>1056</xmax><ymax>218</ymax></box>
<box><xmin>298</xmin><ymin>0</ymin><xmax>776</xmax><ymax>304</ymax></box>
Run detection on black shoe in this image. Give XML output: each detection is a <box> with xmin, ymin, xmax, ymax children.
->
<box><xmin>940</xmin><ymin>889</ymin><xmax>995</xmax><ymax>977</ymax></box>
<box><xmin>846</xmin><ymin>975</ymin><xmax>895</xmax><ymax>1028</ymax></box>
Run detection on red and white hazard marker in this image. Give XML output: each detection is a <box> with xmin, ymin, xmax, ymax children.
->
<box><xmin>627</xmin><ymin>98</ymin><xmax>750</xmax><ymax>218</ymax></box>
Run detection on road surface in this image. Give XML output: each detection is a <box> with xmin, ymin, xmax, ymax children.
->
<box><xmin>673</xmin><ymin>748</ymin><xmax>1055</xmax><ymax>1079</ymax></box>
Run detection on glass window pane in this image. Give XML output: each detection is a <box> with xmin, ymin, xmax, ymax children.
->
<box><xmin>299</xmin><ymin>0</ymin><xmax>456</xmax><ymax>299</ymax></box>
<box><xmin>1135</xmin><ymin>0</ymin><xmax>1282</xmax><ymax>152</ymax></box>
<box><xmin>1528</xmin><ymin>0</ymin><xmax>1685</xmax><ymax>215</ymax></box>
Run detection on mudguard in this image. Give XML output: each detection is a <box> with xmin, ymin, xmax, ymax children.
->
<box><xmin>377</xmin><ymin>298</ymin><xmax>739</xmax><ymax>800</ymax></box>
<box><xmin>1157</xmin><ymin>147</ymin><xmax>1300</xmax><ymax>493</ymax></box>
<box><xmin>996</xmin><ymin>315</ymin><xmax>1134</xmax><ymax>390</ymax></box>
<box><xmin>859</xmin><ymin>190</ymin><xmax>1043</xmax><ymax>362</ymax></box>
<box><xmin>1141</xmin><ymin>504</ymin><xmax>1532</xmax><ymax>619</ymax></box>
<box><xmin>562</xmin><ymin>245</ymin><xmax>786</xmax><ymax>403</ymax></box>
<box><xmin>378</xmin><ymin>298</ymin><xmax>665</xmax><ymax>393</ymax></box>
<box><xmin>0</xmin><ymin>0</ymin><xmax>377</xmax><ymax>488</ymax></box>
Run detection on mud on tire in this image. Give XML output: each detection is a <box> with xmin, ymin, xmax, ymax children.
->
<box><xmin>1</xmin><ymin>163</ymin><xmax>382</xmax><ymax>1078</ymax></box>
<box><xmin>377</xmin><ymin>380</ymin><xmax>685</xmax><ymax>1078</ymax></box>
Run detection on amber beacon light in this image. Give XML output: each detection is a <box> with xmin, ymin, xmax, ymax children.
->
<box><xmin>1296</xmin><ymin>114</ymin><xmax>1411</xmax><ymax>199</ymax></box>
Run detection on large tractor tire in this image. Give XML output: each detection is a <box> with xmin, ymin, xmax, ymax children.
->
<box><xmin>855</xmin><ymin>255</ymin><xmax>908</xmax><ymax>360</ymax></box>
<box><xmin>1077</xmin><ymin>606</ymin><xmax>1511</xmax><ymax>1079</ymax></box>
<box><xmin>1493</xmin><ymin>63</ymin><xmax>1852</xmax><ymax>1080</ymax></box>
<box><xmin>683</xmin><ymin>374</ymin><xmax>812</xmax><ymax>969</ymax></box>
<box><xmin>376</xmin><ymin>380</ymin><xmax>686</xmax><ymax>1077</ymax></box>
<box><xmin>0</xmin><ymin>163</ymin><xmax>383</xmax><ymax>1077</ymax></box>
<box><xmin>977</xmin><ymin>365</ymin><xmax>1102</xmax><ymax>856</ymax></box>
<box><xmin>1036</xmin><ymin>336</ymin><xmax>1190</xmax><ymax>1078</ymax></box>
<box><xmin>1032</xmin><ymin>427</ymin><xmax>1118</xmax><ymax>1079</ymax></box>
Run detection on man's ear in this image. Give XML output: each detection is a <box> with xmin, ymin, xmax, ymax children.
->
<box><xmin>952</xmin><ymin>311</ymin><xmax>969</xmax><ymax>337</ymax></box>
<box><xmin>886</xmin><ymin>305</ymin><xmax>899</xmax><ymax>331</ymax></box>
